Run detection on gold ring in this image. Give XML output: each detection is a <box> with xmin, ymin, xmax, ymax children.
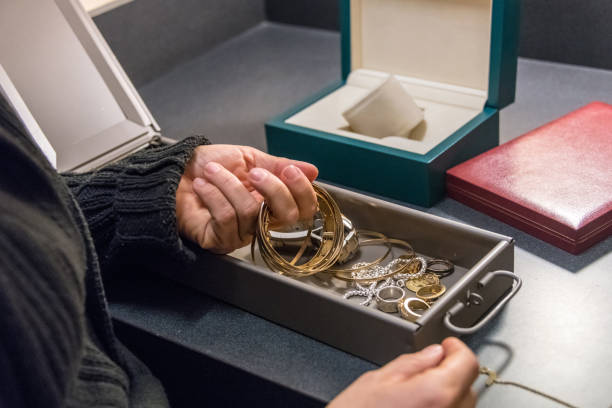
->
<box><xmin>416</xmin><ymin>284</ymin><xmax>446</xmax><ymax>303</ymax></box>
<box><xmin>404</xmin><ymin>272</ymin><xmax>440</xmax><ymax>293</ymax></box>
<box><xmin>398</xmin><ymin>297</ymin><xmax>430</xmax><ymax>321</ymax></box>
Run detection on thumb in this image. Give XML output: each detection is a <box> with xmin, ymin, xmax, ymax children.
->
<box><xmin>378</xmin><ymin>344</ymin><xmax>445</xmax><ymax>379</ymax></box>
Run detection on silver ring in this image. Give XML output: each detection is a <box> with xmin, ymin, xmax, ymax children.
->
<box><xmin>376</xmin><ymin>286</ymin><xmax>405</xmax><ymax>313</ymax></box>
<box><xmin>398</xmin><ymin>297</ymin><xmax>430</xmax><ymax>321</ymax></box>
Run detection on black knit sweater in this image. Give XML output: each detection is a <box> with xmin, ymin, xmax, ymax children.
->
<box><xmin>0</xmin><ymin>97</ymin><xmax>208</xmax><ymax>407</ymax></box>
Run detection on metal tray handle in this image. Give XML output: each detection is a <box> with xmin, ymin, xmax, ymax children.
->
<box><xmin>443</xmin><ymin>270</ymin><xmax>522</xmax><ymax>335</ymax></box>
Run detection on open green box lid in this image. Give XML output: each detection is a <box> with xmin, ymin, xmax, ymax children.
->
<box><xmin>340</xmin><ymin>0</ymin><xmax>520</xmax><ymax>110</ymax></box>
<box><xmin>266</xmin><ymin>0</ymin><xmax>520</xmax><ymax>207</ymax></box>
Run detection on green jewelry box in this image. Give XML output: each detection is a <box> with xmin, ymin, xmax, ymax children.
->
<box><xmin>266</xmin><ymin>0</ymin><xmax>520</xmax><ymax>207</ymax></box>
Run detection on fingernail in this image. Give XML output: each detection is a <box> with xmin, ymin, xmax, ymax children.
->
<box><xmin>249</xmin><ymin>168</ymin><xmax>267</xmax><ymax>182</ymax></box>
<box><xmin>421</xmin><ymin>344</ymin><xmax>443</xmax><ymax>358</ymax></box>
<box><xmin>282</xmin><ymin>165</ymin><xmax>301</xmax><ymax>181</ymax></box>
<box><xmin>205</xmin><ymin>162</ymin><xmax>221</xmax><ymax>174</ymax></box>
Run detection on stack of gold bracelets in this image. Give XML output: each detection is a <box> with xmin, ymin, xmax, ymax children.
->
<box><xmin>251</xmin><ymin>183</ymin><xmax>453</xmax><ymax>322</ymax></box>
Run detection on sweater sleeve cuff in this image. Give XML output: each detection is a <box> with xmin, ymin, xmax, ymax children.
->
<box><xmin>109</xmin><ymin>135</ymin><xmax>210</xmax><ymax>267</ymax></box>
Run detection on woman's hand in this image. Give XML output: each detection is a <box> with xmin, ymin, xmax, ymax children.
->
<box><xmin>328</xmin><ymin>337</ymin><xmax>479</xmax><ymax>408</ymax></box>
<box><xmin>176</xmin><ymin>144</ymin><xmax>318</xmax><ymax>253</ymax></box>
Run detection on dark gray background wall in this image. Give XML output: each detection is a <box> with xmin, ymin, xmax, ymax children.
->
<box><xmin>518</xmin><ymin>0</ymin><xmax>612</xmax><ymax>69</ymax></box>
<box><xmin>95</xmin><ymin>0</ymin><xmax>612</xmax><ymax>87</ymax></box>
<box><xmin>265</xmin><ymin>0</ymin><xmax>612</xmax><ymax>72</ymax></box>
<box><xmin>94</xmin><ymin>0</ymin><xmax>265</xmax><ymax>86</ymax></box>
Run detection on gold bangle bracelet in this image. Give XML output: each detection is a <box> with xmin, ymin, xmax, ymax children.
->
<box><xmin>252</xmin><ymin>183</ymin><xmax>345</xmax><ymax>277</ymax></box>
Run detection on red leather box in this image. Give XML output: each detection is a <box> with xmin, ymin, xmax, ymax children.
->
<box><xmin>446</xmin><ymin>102</ymin><xmax>612</xmax><ymax>254</ymax></box>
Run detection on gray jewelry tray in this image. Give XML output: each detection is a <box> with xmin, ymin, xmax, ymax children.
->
<box><xmin>166</xmin><ymin>182</ymin><xmax>518</xmax><ymax>365</ymax></box>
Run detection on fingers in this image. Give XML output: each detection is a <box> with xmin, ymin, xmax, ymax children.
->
<box><xmin>280</xmin><ymin>165</ymin><xmax>317</xmax><ymax>220</ymax></box>
<box><xmin>245</xmin><ymin>148</ymin><xmax>318</xmax><ymax>220</ymax></box>
<box><xmin>457</xmin><ymin>389</ymin><xmax>477</xmax><ymax>408</ymax></box>
<box><xmin>202</xmin><ymin>162</ymin><xmax>261</xmax><ymax>243</ymax></box>
<box><xmin>246</xmin><ymin>147</ymin><xmax>319</xmax><ymax>182</ymax></box>
<box><xmin>412</xmin><ymin>337</ymin><xmax>478</xmax><ymax>406</ymax></box>
<box><xmin>247</xmin><ymin>167</ymin><xmax>300</xmax><ymax>225</ymax></box>
<box><xmin>378</xmin><ymin>344</ymin><xmax>445</xmax><ymax>380</ymax></box>
<box><xmin>184</xmin><ymin>146</ymin><xmax>319</xmax><ymax>249</ymax></box>
<box><xmin>284</xmin><ymin>160</ymin><xmax>318</xmax><ymax>182</ymax></box>
<box><xmin>436</xmin><ymin>337</ymin><xmax>479</xmax><ymax>392</ymax></box>
<box><xmin>192</xmin><ymin>177</ymin><xmax>244</xmax><ymax>253</ymax></box>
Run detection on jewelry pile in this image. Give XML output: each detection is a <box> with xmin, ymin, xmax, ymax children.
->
<box><xmin>342</xmin><ymin>255</ymin><xmax>452</xmax><ymax>322</ymax></box>
<box><xmin>252</xmin><ymin>183</ymin><xmax>454</xmax><ymax>322</ymax></box>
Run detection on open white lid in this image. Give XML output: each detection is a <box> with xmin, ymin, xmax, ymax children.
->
<box><xmin>349</xmin><ymin>0</ymin><xmax>492</xmax><ymax>94</ymax></box>
<box><xmin>0</xmin><ymin>0</ymin><xmax>159</xmax><ymax>172</ymax></box>
<box><xmin>0</xmin><ymin>64</ymin><xmax>58</xmax><ymax>168</ymax></box>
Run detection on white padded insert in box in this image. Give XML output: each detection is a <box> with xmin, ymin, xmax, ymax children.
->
<box><xmin>285</xmin><ymin>0</ymin><xmax>493</xmax><ymax>156</ymax></box>
<box><xmin>286</xmin><ymin>69</ymin><xmax>487</xmax><ymax>155</ymax></box>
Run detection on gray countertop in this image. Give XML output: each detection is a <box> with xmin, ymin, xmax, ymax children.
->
<box><xmin>109</xmin><ymin>22</ymin><xmax>612</xmax><ymax>408</ymax></box>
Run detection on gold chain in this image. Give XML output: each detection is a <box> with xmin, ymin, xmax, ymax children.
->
<box><xmin>479</xmin><ymin>367</ymin><xmax>580</xmax><ymax>408</ymax></box>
